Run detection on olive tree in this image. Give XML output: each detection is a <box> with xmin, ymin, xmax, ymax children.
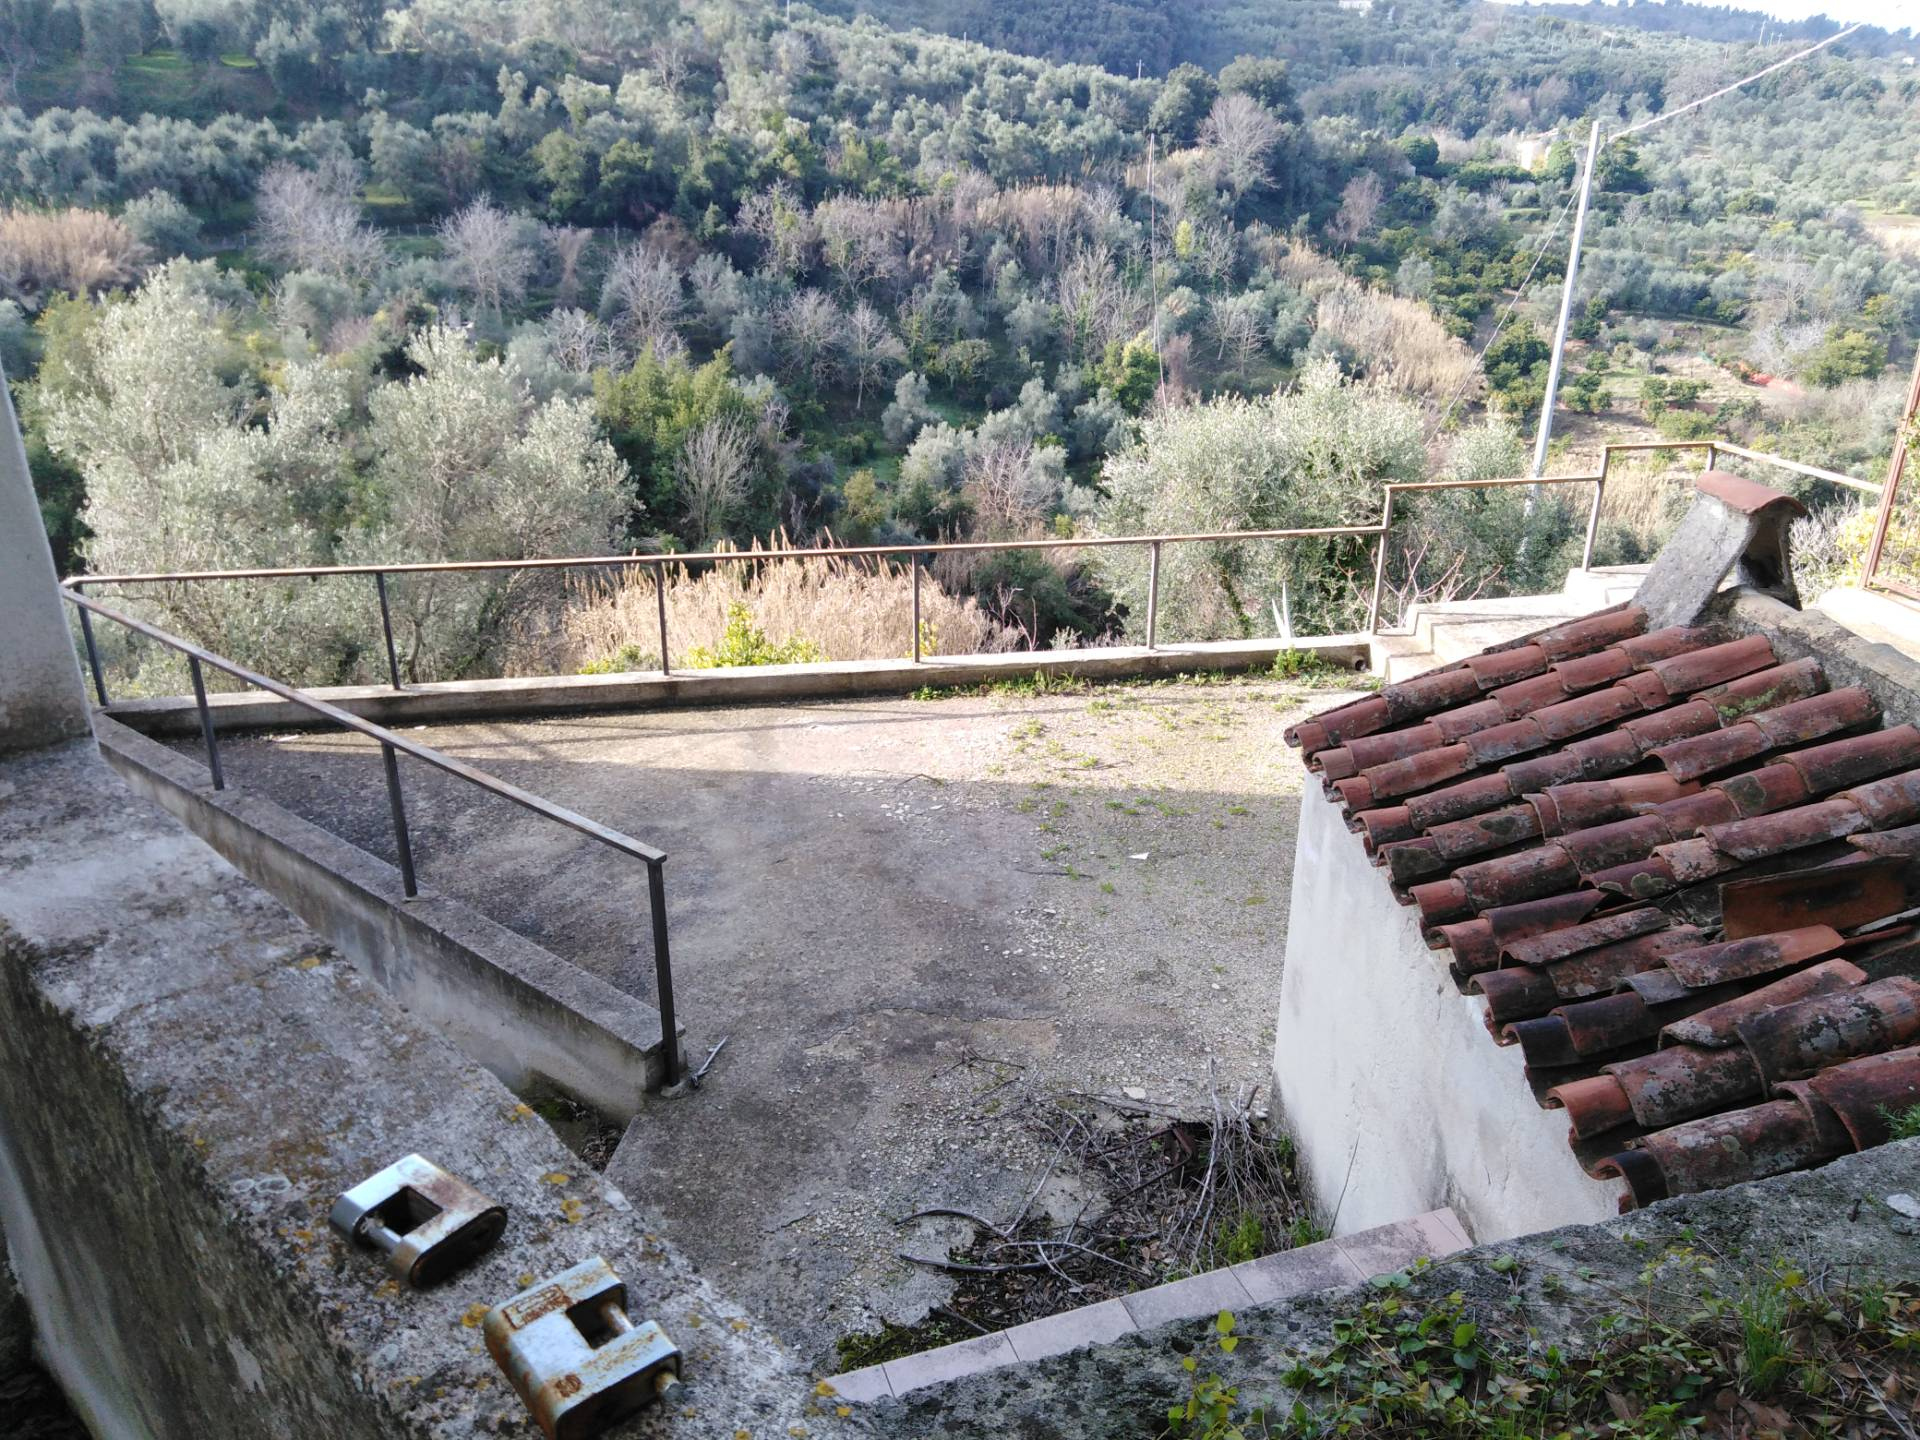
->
<box><xmin>345</xmin><ymin>326</ymin><xmax>635</xmax><ymax>678</ymax></box>
<box><xmin>1094</xmin><ymin>359</ymin><xmax>1424</xmax><ymax>639</ymax></box>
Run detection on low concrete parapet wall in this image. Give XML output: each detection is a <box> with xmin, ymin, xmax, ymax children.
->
<box><xmin>95</xmin><ymin>715</ymin><xmax>676</xmax><ymax>1121</ymax></box>
<box><xmin>102</xmin><ymin>636</ymin><xmax>1369</xmax><ymax>736</ymax></box>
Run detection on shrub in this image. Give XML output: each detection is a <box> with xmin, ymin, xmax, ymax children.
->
<box><xmin>683</xmin><ymin>602</ymin><xmax>826</xmax><ymax>667</ymax></box>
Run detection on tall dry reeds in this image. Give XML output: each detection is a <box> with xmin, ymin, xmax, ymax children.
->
<box><xmin>0</xmin><ymin>206</ymin><xmax>146</xmax><ymax>298</ymax></box>
<box><xmin>539</xmin><ymin>532</ymin><xmax>1012</xmax><ymax>673</ymax></box>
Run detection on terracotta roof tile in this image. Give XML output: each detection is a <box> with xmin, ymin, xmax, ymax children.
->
<box><xmin>1286</xmin><ymin>604</ymin><xmax>1920</xmax><ymax>1210</ymax></box>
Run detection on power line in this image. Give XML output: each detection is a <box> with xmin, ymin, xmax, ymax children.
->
<box><xmin>1433</xmin><ymin>182</ymin><xmax>1581</xmax><ymax>432</ymax></box>
<box><xmin>1612</xmin><ymin>22</ymin><xmax>1865</xmax><ymax>140</ymax></box>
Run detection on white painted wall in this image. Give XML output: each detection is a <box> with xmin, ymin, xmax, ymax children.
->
<box><xmin>1273</xmin><ymin>787</ymin><xmax>1625</xmax><ymax>1242</ymax></box>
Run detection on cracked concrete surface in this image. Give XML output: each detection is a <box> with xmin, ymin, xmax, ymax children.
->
<box><xmin>187</xmin><ymin>676</ymin><xmax>1366</xmax><ymax>1369</ymax></box>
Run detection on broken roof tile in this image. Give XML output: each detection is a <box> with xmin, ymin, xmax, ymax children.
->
<box><xmin>1656</xmin><ymin>925</ymin><xmax>1843</xmax><ymax>989</ymax></box>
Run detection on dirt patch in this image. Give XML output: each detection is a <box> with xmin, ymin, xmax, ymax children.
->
<box><xmin>185</xmin><ymin>674</ymin><xmax>1365</xmax><ymax>1370</ymax></box>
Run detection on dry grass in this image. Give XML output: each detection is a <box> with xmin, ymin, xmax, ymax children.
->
<box><xmin>537</xmin><ymin>532</ymin><xmax>1012</xmax><ymax>672</ymax></box>
<box><xmin>1266</xmin><ymin>241</ymin><xmax>1478</xmax><ymax>405</ymax></box>
<box><xmin>0</xmin><ymin>207</ymin><xmax>146</xmax><ymax>298</ymax></box>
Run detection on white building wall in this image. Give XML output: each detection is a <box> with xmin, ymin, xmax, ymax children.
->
<box><xmin>1273</xmin><ymin>787</ymin><xmax>1625</xmax><ymax>1242</ymax></box>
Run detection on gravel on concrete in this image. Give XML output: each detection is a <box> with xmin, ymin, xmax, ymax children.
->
<box><xmin>192</xmin><ymin>676</ymin><xmax>1367</xmax><ymax>1370</ymax></box>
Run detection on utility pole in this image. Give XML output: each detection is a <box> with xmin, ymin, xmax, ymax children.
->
<box><xmin>1530</xmin><ymin>119</ymin><xmax>1601</xmax><ymax>479</ymax></box>
<box><xmin>1525</xmin><ymin>24</ymin><xmax>1859</xmax><ymax>487</ymax></box>
<box><xmin>1149</xmin><ymin>132</ymin><xmax>1164</xmax><ymax>390</ymax></box>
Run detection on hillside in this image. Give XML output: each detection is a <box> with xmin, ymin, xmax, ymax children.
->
<box><xmin>1</xmin><ymin>0</ymin><xmax>1916</xmax><ymax>690</ymax></box>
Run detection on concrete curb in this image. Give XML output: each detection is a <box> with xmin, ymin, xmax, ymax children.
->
<box><xmin>827</xmin><ymin>1208</ymin><xmax>1468</xmax><ymax>1403</ymax></box>
<box><xmin>95</xmin><ymin>715</ymin><xmax>676</xmax><ymax>1119</ymax></box>
<box><xmin>101</xmin><ymin>637</ymin><xmax>1371</xmax><ymax>736</ymax></box>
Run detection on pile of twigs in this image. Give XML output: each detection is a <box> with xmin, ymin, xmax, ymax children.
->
<box><xmin>894</xmin><ymin>1068</ymin><xmax>1316</xmax><ymax>1333</ymax></box>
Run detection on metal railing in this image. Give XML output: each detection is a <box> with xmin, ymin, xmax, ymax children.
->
<box><xmin>63</xmin><ymin>587</ymin><xmax>684</xmax><ymax>1087</ymax></box>
<box><xmin>1862</xmin><ymin>354</ymin><xmax>1920</xmax><ymax>604</ymax></box>
<box><xmin>63</xmin><ymin>437</ymin><xmax>1881</xmax><ymax>697</ymax></box>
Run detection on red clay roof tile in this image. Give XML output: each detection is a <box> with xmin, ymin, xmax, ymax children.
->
<box><xmin>1286</xmin><ymin>604</ymin><xmax>1920</xmax><ymax>1206</ymax></box>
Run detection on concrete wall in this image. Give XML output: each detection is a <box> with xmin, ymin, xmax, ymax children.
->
<box><xmin>0</xmin><ymin>361</ymin><xmax>90</xmax><ymax>757</ymax></box>
<box><xmin>96</xmin><ymin>716</ymin><xmax>676</xmax><ymax>1119</ymax></box>
<box><xmin>1272</xmin><ymin>787</ymin><xmax>1625</xmax><ymax>1241</ymax></box>
<box><xmin>104</xmin><ymin>636</ymin><xmax>1370</xmax><ymax>736</ymax></box>
<box><xmin>0</xmin><ymin>739</ymin><xmax>839</xmax><ymax>1440</ymax></box>
<box><xmin>0</xmin><ymin>1243</ymin><xmax>26</xmax><ymax>1378</ymax></box>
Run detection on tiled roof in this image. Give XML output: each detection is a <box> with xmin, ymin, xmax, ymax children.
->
<box><xmin>1285</xmin><ymin>603</ymin><xmax>1920</xmax><ymax>1212</ymax></box>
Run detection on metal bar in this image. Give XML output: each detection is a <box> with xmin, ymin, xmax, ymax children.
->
<box><xmin>1385</xmin><ymin>472</ymin><xmax>1603</xmax><ymax>493</ymax></box>
<box><xmin>911</xmin><ymin>560</ymin><xmax>922</xmax><ymax>663</ymax></box>
<box><xmin>1864</xmin><ymin>351</ymin><xmax>1920</xmax><ymax>589</ymax></box>
<box><xmin>69</xmin><ymin>525</ymin><xmax>1391</xmax><ymax>586</ymax></box>
<box><xmin>76</xmin><ymin>602</ymin><xmax>108</xmax><ymax>706</ymax></box>
<box><xmin>1145</xmin><ymin>541</ymin><xmax>1160</xmax><ymax>650</ymax></box>
<box><xmin>646</xmin><ymin>859</ymin><xmax>679</xmax><ymax>1087</ymax></box>
<box><xmin>654</xmin><ymin>563</ymin><xmax>670</xmax><ymax>676</ymax></box>
<box><xmin>60</xmin><ymin>589</ymin><xmax>669</xmax><ymax>865</ymax></box>
<box><xmin>380</xmin><ymin>741</ymin><xmax>418</xmax><ymax>898</ymax></box>
<box><xmin>1583</xmin><ymin>478</ymin><xmax>1605</xmax><ymax>571</ymax></box>
<box><xmin>1367</xmin><ymin>488</ymin><xmax>1395</xmax><ymax>633</ymax></box>
<box><xmin>1715</xmin><ymin>442</ymin><xmax>1880</xmax><ymax>495</ymax></box>
<box><xmin>374</xmin><ymin>572</ymin><xmax>403</xmax><ymax>690</ymax></box>
<box><xmin>188</xmin><ymin>655</ymin><xmax>225</xmax><ymax>791</ymax></box>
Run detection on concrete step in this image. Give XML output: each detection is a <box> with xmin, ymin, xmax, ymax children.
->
<box><xmin>1368</xmin><ymin>566</ymin><xmax>1650</xmax><ymax>684</ymax></box>
<box><xmin>1562</xmin><ymin>565</ymin><xmax>1649</xmax><ymax>611</ymax></box>
<box><xmin>826</xmin><ymin>1208</ymin><xmax>1470</xmax><ymax>1404</ymax></box>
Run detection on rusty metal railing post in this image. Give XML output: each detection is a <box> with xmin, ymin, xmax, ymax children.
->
<box><xmin>1862</xmin><ymin>351</ymin><xmax>1920</xmax><ymax>593</ymax></box>
<box><xmin>379</xmin><ymin>740</ymin><xmax>418</xmax><ymax>898</ymax></box>
<box><xmin>1145</xmin><ymin>540</ymin><xmax>1161</xmax><ymax>650</ymax></box>
<box><xmin>74</xmin><ymin>592</ymin><xmax>109</xmax><ymax>706</ymax></box>
<box><xmin>646</xmin><ymin>858</ymin><xmax>679</xmax><ymax>1086</ymax></box>
<box><xmin>654</xmin><ymin>561</ymin><xmax>671</xmax><ymax>675</ymax></box>
<box><xmin>1366</xmin><ymin>489</ymin><xmax>1395</xmax><ymax>633</ymax></box>
<box><xmin>911</xmin><ymin>556</ymin><xmax>923</xmax><ymax>662</ymax></box>
<box><xmin>374</xmin><ymin>572</ymin><xmax>403</xmax><ymax>690</ymax></box>
<box><xmin>188</xmin><ymin>655</ymin><xmax>225</xmax><ymax>790</ymax></box>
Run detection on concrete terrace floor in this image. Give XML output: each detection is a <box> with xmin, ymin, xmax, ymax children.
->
<box><xmin>182</xmin><ymin>675</ymin><xmax>1365</xmax><ymax>1368</ymax></box>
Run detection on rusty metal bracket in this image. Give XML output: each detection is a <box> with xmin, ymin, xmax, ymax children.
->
<box><xmin>1632</xmin><ymin>471</ymin><xmax>1808</xmax><ymax>629</ymax></box>
<box><xmin>485</xmin><ymin>1256</ymin><xmax>682</xmax><ymax>1440</ymax></box>
<box><xmin>329</xmin><ymin>1154</ymin><xmax>506</xmax><ymax>1288</ymax></box>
